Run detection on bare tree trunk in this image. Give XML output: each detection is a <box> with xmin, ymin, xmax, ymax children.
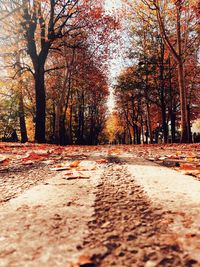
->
<box><xmin>146</xmin><ymin>103</ymin><xmax>153</xmax><ymax>144</ymax></box>
<box><xmin>187</xmin><ymin>104</ymin><xmax>192</xmax><ymax>143</ymax></box>
<box><xmin>54</xmin><ymin>49</ymin><xmax>75</xmax><ymax>144</ymax></box>
<box><xmin>34</xmin><ymin>65</ymin><xmax>46</xmax><ymax>143</ymax></box>
<box><xmin>177</xmin><ymin>61</ymin><xmax>189</xmax><ymax>143</ymax></box>
<box><xmin>171</xmin><ymin>111</ymin><xmax>176</xmax><ymax>143</ymax></box>
<box><xmin>16</xmin><ymin>53</ymin><xmax>28</xmax><ymax>143</ymax></box>
<box><xmin>159</xmin><ymin>42</ymin><xmax>168</xmax><ymax>143</ymax></box>
<box><xmin>19</xmin><ymin>92</ymin><xmax>28</xmax><ymax>143</ymax></box>
<box><xmin>153</xmin><ymin>0</ymin><xmax>190</xmax><ymax>143</ymax></box>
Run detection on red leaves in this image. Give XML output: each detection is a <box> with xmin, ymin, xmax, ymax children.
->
<box><xmin>178</xmin><ymin>164</ymin><xmax>200</xmax><ymax>178</ymax></box>
<box><xmin>22</xmin><ymin>152</ymin><xmax>48</xmax><ymax>162</ymax></box>
<box><xmin>179</xmin><ymin>164</ymin><xmax>197</xmax><ymax>171</ymax></box>
<box><xmin>95</xmin><ymin>159</ymin><xmax>108</xmax><ymax>164</ymax></box>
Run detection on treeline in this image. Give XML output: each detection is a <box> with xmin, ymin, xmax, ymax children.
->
<box><xmin>0</xmin><ymin>0</ymin><xmax>117</xmax><ymax>145</ymax></box>
<box><xmin>113</xmin><ymin>0</ymin><xmax>200</xmax><ymax>144</ymax></box>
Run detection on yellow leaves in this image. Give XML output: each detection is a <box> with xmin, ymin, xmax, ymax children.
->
<box><xmin>51</xmin><ymin>160</ymin><xmax>98</xmax><ymax>180</ymax></box>
<box><xmin>105</xmin><ymin>112</ymin><xmax>124</xmax><ymax>143</ymax></box>
<box><xmin>65</xmin><ymin>160</ymin><xmax>98</xmax><ymax>179</ymax></box>
<box><xmin>187</xmin><ymin>157</ymin><xmax>196</xmax><ymax>162</ymax></box>
<box><xmin>108</xmin><ymin>148</ymin><xmax>122</xmax><ymax>155</ymax></box>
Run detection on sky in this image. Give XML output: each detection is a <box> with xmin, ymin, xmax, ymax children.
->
<box><xmin>105</xmin><ymin>0</ymin><xmax>122</xmax><ymax>12</ymax></box>
<box><xmin>104</xmin><ymin>0</ymin><xmax>127</xmax><ymax>112</ymax></box>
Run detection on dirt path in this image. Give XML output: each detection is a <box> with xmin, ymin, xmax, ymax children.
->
<box><xmin>0</xmin><ymin>148</ymin><xmax>200</xmax><ymax>267</ymax></box>
<box><xmin>0</xmin><ymin>162</ymin><xmax>103</xmax><ymax>267</ymax></box>
<box><xmin>83</xmin><ymin>156</ymin><xmax>198</xmax><ymax>267</ymax></box>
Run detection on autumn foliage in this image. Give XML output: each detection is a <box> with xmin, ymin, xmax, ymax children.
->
<box><xmin>0</xmin><ymin>0</ymin><xmax>199</xmax><ymax>145</ymax></box>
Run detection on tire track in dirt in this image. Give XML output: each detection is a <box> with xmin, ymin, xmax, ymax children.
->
<box><xmin>83</xmin><ymin>156</ymin><xmax>197</xmax><ymax>267</ymax></box>
<box><xmin>0</xmin><ymin>164</ymin><xmax>52</xmax><ymax>204</ymax></box>
<box><xmin>0</xmin><ymin>163</ymin><xmax>103</xmax><ymax>267</ymax></box>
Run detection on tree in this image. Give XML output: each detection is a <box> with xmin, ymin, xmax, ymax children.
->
<box><xmin>139</xmin><ymin>0</ymin><xmax>199</xmax><ymax>142</ymax></box>
<box><xmin>21</xmin><ymin>0</ymin><xmax>87</xmax><ymax>142</ymax></box>
<box><xmin>15</xmin><ymin>52</ymin><xmax>28</xmax><ymax>143</ymax></box>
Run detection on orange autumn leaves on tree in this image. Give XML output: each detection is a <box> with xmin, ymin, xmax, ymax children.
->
<box><xmin>9</xmin><ymin>0</ymin><xmax>118</xmax><ymax>143</ymax></box>
<box><xmin>0</xmin><ymin>0</ymin><xmax>120</xmax><ymax>144</ymax></box>
<box><xmin>105</xmin><ymin>113</ymin><xmax>124</xmax><ymax>144</ymax></box>
<box><xmin>115</xmin><ymin>0</ymin><xmax>199</xmax><ymax>144</ymax></box>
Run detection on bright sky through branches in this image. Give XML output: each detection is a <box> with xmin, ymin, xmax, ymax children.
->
<box><xmin>105</xmin><ymin>0</ymin><xmax>125</xmax><ymax>112</ymax></box>
<box><xmin>105</xmin><ymin>0</ymin><xmax>122</xmax><ymax>12</ymax></box>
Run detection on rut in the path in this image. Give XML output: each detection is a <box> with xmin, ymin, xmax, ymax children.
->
<box><xmin>83</xmin><ymin>157</ymin><xmax>197</xmax><ymax>267</ymax></box>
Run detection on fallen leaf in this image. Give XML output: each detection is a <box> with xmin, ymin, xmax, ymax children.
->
<box><xmin>76</xmin><ymin>166</ymin><xmax>88</xmax><ymax>171</ymax></box>
<box><xmin>64</xmin><ymin>171</ymin><xmax>74</xmax><ymax>176</ymax></box>
<box><xmin>148</xmin><ymin>157</ymin><xmax>156</xmax><ymax>161</ymax></box>
<box><xmin>168</xmin><ymin>155</ymin><xmax>180</xmax><ymax>159</ymax></box>
<box><xmin>70</xmin><ymin>161</ymin><xmax>80</xmax><ymax>168</ymax></box>
<box><xmin>179</xmin><ymin>164</ymin><xmax>197</xmax><ymax>171</ymax></box>
<box><xmin>95</xmin><ymin>159</ymin><xmax>108</xmax><ymax>164</ymax></box>
<box><xmin>22</xmin><ymin>152</ymin><xmax>46</xmax><ymax>162</ymax></box>
<box><xmin>185</xmin><ymin>233</ymin><xmax>196</xmax><ymax>238</ymax></box>
<box><xmin>158</xmin><ymin>157</ymin><xmax>167</xmax><ymax>161</ymax></box>
<box><xmin>101</xmin><ymin>221</ymin><xmax>111</xmax><ymax>228</ymax></box>
<box><xmin>0</xmin><ymin>157</ymin><xmax>10</xmax><ymax>166</ymax></box>
<box><xmin>50</xmin><ymin>166</ymin><xmax>71</xmax><ymax>171</ymax></box>
<box><xmin>65</xmin><ymin>175</ymin><xmax>90</xmax><ymax>180</ymax></box>
<box><xmin>78</xmin><ymin>255</ymin><xmax>94</xmax><ymax>266</ymax></box>
<box><xmin>180</xmin><ymin>170</ymin><xmax>200</xmax><ymax>176</ymax></box>
<box><xmin>187</xmin><ymin>157</ymin><xmax>196</xmax><ymax>162</ymax></box>
<box><xmin>77</xmin><ymin>166</ymin><xmax>96</xmax><ymax>171</ymax></box>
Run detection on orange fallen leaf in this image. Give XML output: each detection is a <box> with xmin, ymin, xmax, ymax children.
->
<box><xmin>70</xmin><ymin>161</ymin><xmax>80</xmax><ymax>168</ymax></box>
<box><xmin>168</xmin><ymin>155</ymin><xmax>180</xmax><ymax>159</ymax></box>
<box><xmin>78</xmin><ymin>255</ymin><xmax>93</xmax><ymax>265</ymax></box>
<box><xmin>179</xmin><ymin>164</ymin><xmax>197</xmax><ymax>171</ymax></box>
<box><xmin>96</xmin><ymin>159</ymin><xmax>108</xmax><ymax>164</ymax></box>
<box><xmin>109</xmin><ymin>149</ymin><xmax>122</xmax><ymax>155</ymax></box>
<box><xmin>0</xmin><ymin>158</ymin><xmax>10</xmax><ymax>166</ymax></box>
<box><xmin>64</xmin><ymin>171</ymin><xmax>74</xmax><ymax>176</ymax></box>
<box><xmin>187</xmin><ymin>152</ymin><xmax>196</xmax><ymax>157</ymax></box>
